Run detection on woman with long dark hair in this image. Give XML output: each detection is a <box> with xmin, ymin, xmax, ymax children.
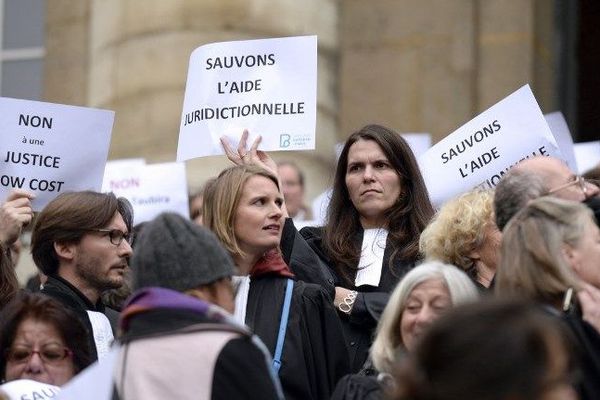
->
<box><xmin>222</xmin><ymin>124</ymin><xmax>435</xmax><ymax>371</ymax></box>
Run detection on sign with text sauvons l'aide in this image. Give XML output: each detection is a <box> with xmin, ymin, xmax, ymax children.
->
<box><xmin>177</xmin><ymin>35</ymin><xmax>317</xmax><ymax>161</ymax></box>
<box><xmin>0</xmin><ymin>97</ymin><xmax>114</xmax><ymax>210</ymax></box>
<box><xmin>418</xmin><ymin>85</ymin><xmax>564</xmax><ymax>208</ymax></box>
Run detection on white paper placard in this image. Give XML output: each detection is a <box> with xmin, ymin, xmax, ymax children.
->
<box><xmin>101</xmin><ymin>158</ymin><xmax>146</xmax><ymax>193</ymax></box>
<box><xmin>418</xmin><ymin>85</ymin><xmax>563</xmax><ymax>207</ymax></box>
<box><xmin>177</xmin><ymin>35</ymin><xmax>317</xmax><ymax>161</ymax></box>
<box><xmin>544</xmin><ymin>111</ymin><xmax>578</xmax><ymax>171</ymax></box>
<box><xmin>401</xmin><ymin>133</ymin><xmax>432</xmax><ymax>158</ymax></box>
<box><xmin>103</xmin><ymin>160</ymin><xmax>190</xmax><ymax>224</ymax></box>
<box><xmin>56</xmin><ymin>347</ymin><xmax>120</xmax><ymax>400</ymax></box>
<box><xmin>0</xmin><ymin>97</ymin><xmax>114</xmax><ymax>210</ymax></box>
<box><xmin>1</xmin><ymin>379</ymin><xmax>60</xmax><ymax>400</ymax></box>
<box><xmin>573</xmin><ymin>140</ymin><xmax>600</xmax><ymax>174</ymax></box>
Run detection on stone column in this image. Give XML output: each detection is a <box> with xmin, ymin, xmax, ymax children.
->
<box><xmin>339</xmin><ymin>0</ymin><xmax>556</xmax><ymax>143</ymax></box>
<box><xmin>85</xmin><ymin>0</ymin><xmax>340</xmax><ymax>201</ymax></box>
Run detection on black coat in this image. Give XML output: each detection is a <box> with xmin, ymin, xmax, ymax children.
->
<box><xmin>40</xmin><ymin>275</ymin><xmax>119</xmax><ymax>361</ymax></box>
<box><xmin>245</xmin><ymin>275</ymin><xmax>350</xmax><ymax>400</ymax></box>
<box><xmin>293</xmin><ymin>226</ymin><xmax>416</xmax><ymax>372</ymax></box>
<box><xmin>561</xmin><ymin>307</ymin><xmax>600</xmax><ymax>400</ymax></box>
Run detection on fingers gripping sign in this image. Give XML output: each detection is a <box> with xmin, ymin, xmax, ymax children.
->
<box><xmin>0</xmin><ymin>189</ymin><xmax>35</xmax><ymax>245</ymax></box>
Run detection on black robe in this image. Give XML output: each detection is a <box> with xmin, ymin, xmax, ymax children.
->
<box><xmin>40</xmin><ymin>275</ymin><xmax>119</xmax><ymax>361</ymax></box>
<box><xmin>284</xmin><ymin>225</ymin><xmax>416</xmax><ymax>372</ymax></box>
<box><xmin>245</xmin><ymin>275</ymin><xmax>350</xmax><ymax>400</ymax></box>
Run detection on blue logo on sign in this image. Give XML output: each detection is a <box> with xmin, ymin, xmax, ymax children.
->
<box><xmin>280</xmin><ymin>134</ymin><xmax>291</xmax><ymax>148</ymax></box>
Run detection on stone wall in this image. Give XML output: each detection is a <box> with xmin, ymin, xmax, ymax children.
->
<box><xmin>339</xmin><ymin>0</ymin><xmax>556</xmax><ymax>143</ymax></box>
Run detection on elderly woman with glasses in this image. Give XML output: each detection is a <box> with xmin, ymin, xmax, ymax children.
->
<box><xmin>0</xmin><ymin>292</ymin><xmax>92</xmax><ymax>386</ymax></box>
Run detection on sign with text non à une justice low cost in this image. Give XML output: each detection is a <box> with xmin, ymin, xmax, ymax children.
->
<box><xmin>0</xmin><ymin>97</ymin><xmax>114</xmax><ymax>210</ymax></box>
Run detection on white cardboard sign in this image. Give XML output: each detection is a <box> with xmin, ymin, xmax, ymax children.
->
<box><xmin>102</xmin><ymin>160</ymin><xmax>190</xmax><ymax>224</ymax></box>
<box><xmin>573</xmin><ymin>140</ymin><xmax>600</xmax><ymax>174</ymax></box>
<box><xmin>1</xmin><ymin>379</ymin><xmax>60</xmax><ymax>400</ymax></box>
<box><xmin>418</xmin><ymin>85</ymin><xmax>563</xmax><ymax>207</ymax></box>
<box><xmin>0</xmin><ymin>97</ymin><xmax>114</xmax><ymax>210</ymax></box>
<box><xmin>544</xmin><ymin>111</ymin><xmax>578</xmax><ymax>171</ymax></box>
<box><xmin>401</xmin><ymin>133</ymin><xmax>432</xmax><ymax>158</ymax></box>
<box><xmin>177</xmin><ymin>35</ymin><xmax>317</xmax><ymax>161</ymax></box>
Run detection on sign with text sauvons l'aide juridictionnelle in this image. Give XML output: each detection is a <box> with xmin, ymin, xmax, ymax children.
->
<box><xmin>177</xmin><ymin>35</ymin><xmax>317</xmax><ymax>161</ymax></box>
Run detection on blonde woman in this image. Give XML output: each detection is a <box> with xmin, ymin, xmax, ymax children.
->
<box><xmin>420</xmin><ymin>189</ymin><xmax>501</xmax><ymax>289</ymax></box>
<box><xmin>203</xmin><ymin>165</ymin><xmax>349</xmax><ymax>400</ymax></box>
<box><xmin>496</xmin><ymin>196</ymin><xmax>600</xmax><ymax>399</ymax></box>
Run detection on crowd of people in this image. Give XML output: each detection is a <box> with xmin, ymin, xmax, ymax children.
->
<box><xmin>0</xmin><ymin>123</ymin><xmax>599</xmax><ymax>400</ymax></box>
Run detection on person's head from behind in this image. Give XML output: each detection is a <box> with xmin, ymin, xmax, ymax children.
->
<box><xmin>277</xmin><ymin>161</ymin><xmax>306</xmax><ymax>219</ymax></box>
<box><xmin>370</xmin><ymin>261</ymin><xmax>478</xmax><ymax>373</ymax></box>
<box><xmin>0</xmin><ymin>292</ymin><xmax>92</xmax><ymax>386</ymax></box>
<box><xmin>30</xmin><ymin>191</ymin><xmax>133</xmax><ymax>298</ymax></box>
<box><xmin>495</xmin><ymin>156</ymin><xmax>600</xmax><ymax>231</ymax></box>
<box><xmin>329</xmin><ymin>124</ymin><xmax>433</xmax><ymax>230</ymax></box>
<box><xmin>518</xmin><ymin>156</ymin><xmax>599</xmax><ymax>201</ymax></box>
<box><xmin>203</xmin><ymin>165</ymin><xmax>284</xmax><ymax>265</ymax></box>
<box><xmin>420</xmin><ymin>189</ymin><xmax>501</xmax><ymax>288</ymax></box>
<box><xmin>188</xmin><ymin>178</ymin><xmax>216</xmax><ymax>226</ymax></box>
<box><xmin>393</xmin><ymin>299</ymin><xmax>578</xmax><ymax>400</ymax></box>
<box><xmin>131</xmin><ymin>212</ymin><xmax>236</xmax><ymax>313</ymax></box>
<box><xmin>496</xmin><ymin>197</ymin><xmax>600</xmax><ymax>305</ymax></box>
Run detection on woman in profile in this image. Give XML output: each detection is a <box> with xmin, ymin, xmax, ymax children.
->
<box><xmin>203</xmin><ymin>165</ymin><xmax>349</xmax><ymax>400</ymax></box>
<box><xmin>496</xmin><ymin>196</ymin><xmax>600</xmax><ymax>399</ymax></box>
<box><xmin>420</xmin><ymin>189</ymin><xmax>501</xmax><ymax>290</ymax></box>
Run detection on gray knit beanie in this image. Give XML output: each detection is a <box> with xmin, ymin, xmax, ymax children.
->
<box><xmin>131</xmin><ymin>212</ymin><xmax>235</xmax><ymax>292</ymax></box>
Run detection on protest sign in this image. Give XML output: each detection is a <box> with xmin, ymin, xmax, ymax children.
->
<box><xmin>177</xmin><ymin>35</ymin><xmax>317</xmax><ymax>161</ymax></box>
<box><xmin>544</xmin><ymin>111</ymin><xmax>577</xmax><ymax>171</ymax></box>
<box><xmin>0</xmin><ymin>97</ymin><xmax>114</xmax><ymax>210</ymax></box>
<box><xmin>573</xmin><ymin>140</ymin><xmax>600</xmax><ymax>174</ymax></box>
<box><xmin>102</xmin><ymin>160</ymin><xmax>189</xmax><ymax>224</ymax></box>
<box><xmin>56</xmin><ymin>347</ymin><xmax>120</xmax><ymax>400</ymax></box>
<box><xmin>1</xmin><ymin>379</ymin><xmax>60</xmax><ymax>400</ymax></box>
<box><xmin>401</xmin><ymin>133</ymin><xmax>432</xmax><ymax>158</ymax></box>
<box><xmin>418</xmin><ymin>85</ymin><xmax>563</xmax><ymax>207</ymax></box>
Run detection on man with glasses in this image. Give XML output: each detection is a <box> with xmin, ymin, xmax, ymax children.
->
<box><xmin>494</xmin><ymin>156</ymin><xmax>600</xmax><ymax>231</ymax></box>
<box><xmin>30</xmin><ymin>191</ymin><xmax>133</xmax><ymax>362</ymax></box>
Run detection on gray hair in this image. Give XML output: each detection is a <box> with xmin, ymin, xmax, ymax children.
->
<box><xmin>494</xmin><ymin>169</ymin><xmax>546</xmax><ymax>231</ymax></box>
<box><xmin>370</xmin><ymin>260</ymin><xmax>479</xmax><ymax>373</ymax></box>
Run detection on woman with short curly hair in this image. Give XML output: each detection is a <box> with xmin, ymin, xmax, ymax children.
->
<box><xmin>419</xmin><ymin>189</ymin><xmax>501</xmax><ymax>289</ymax></box>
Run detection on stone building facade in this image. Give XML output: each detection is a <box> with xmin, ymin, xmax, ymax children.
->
<box><xmin>43</xmin><ymin>0</ymin><xmax>559</xmax><ymax>200</ymax></box>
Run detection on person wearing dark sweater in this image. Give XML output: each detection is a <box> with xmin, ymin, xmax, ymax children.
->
<box><xmin>30</xmin><ymin>191</ymin><xmax>133</xmax><ymax>361</ymax></box>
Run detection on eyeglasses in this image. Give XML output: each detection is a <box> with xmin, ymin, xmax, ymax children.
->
<box><xmin>547</xmin><ymin>175</ymin><xmax>588</xmax><ymax>196</ymax></box>
<box><xmin>6</xmin><ymin>344</ymin><xmax>73</xmax><ymax>364</ymax></box>
<box><xmin>87</xmin><ymin>228</ymin><xmax>132</xmax><ymax>246</ymax></box>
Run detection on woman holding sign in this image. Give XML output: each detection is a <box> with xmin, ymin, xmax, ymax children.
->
<box><xmin>203</xmin><ymin>165</ymin><xmax>349</xmax><ymax>400</ymax></box>
<box><xmin>222</xmin><ymin>125</ymin><xmax>435</xmax><ymax>372</ymax></box>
